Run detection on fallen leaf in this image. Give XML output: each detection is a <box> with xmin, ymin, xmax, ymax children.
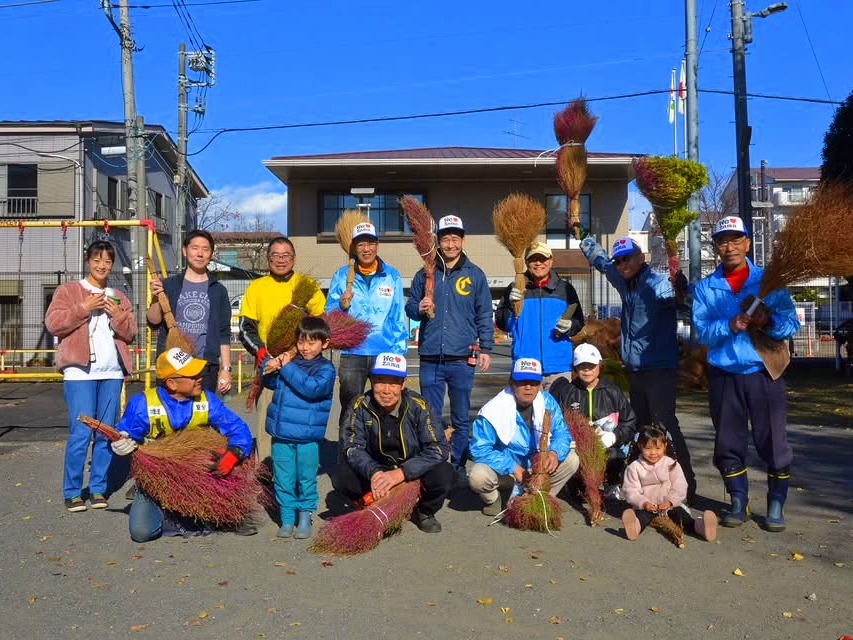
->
<box><xmin>21</xmin><ymin>515</ymin><xmax>34</xmax><ymax>521</ymax></box>
<box><xmin>498</xmin><ymin>565</ymin><xmax>509</xmax><ymax>573</ymax></box>
<box><xmin>549</xmin><ymin>579</ymin><xmax>557</xmax><ymax>585</ymax></box>
<box><xmin>321</xmin><ymin>561</ymin><xmax>334</xmax><ymax>567</ymax></box>
<box><xmin>790</xmin><ymin>552</ymin><xmax>804</xmax><ymax>561</ymax></box>
<box><xmin>834</xmin><ymin>562</ymin><xmax>846</xmax><ymax>568</ymax></box>
<box><xmin>289</xmin><ymin>622</ymin><xmax>301</xmax><ymax>627</ymax></box>
<box><xmin>217</xmin><ymin>581</ymin><xmax>228</xmax><ymax>586</ymax></box>
<box><xmin>828</xmin><ymin>519</ymin><xmax>840</xmax><ymax>524</ymax></box>
<box><xmin>130</xmin><ymin>624</ymin><xmax>148</xmax><ymax>632</ymax></box>
<box><xmin>40</xmin><ymin>536</ymin><xmax>51</xmax><ymax>541</ymax></box>
<box><xmin>549</xmin><ymin>615</ymin><xmax>562</xmax><ymax>624</ymax></box>
<box><xmin>131</xmin><ymin>555</ymin><xmax>143</xmax><ymax>560</ymax></box>
<box><xmin>768</xmin><ymin>553</ymin><xmax>778</xmax><ymax>558</ymax></box>
<box><xmin>503</xmin><ymin>616</ymin><xmax>513</xmax><ymax>623</ymax></box>
<box><xmin>533</xmin><ymin>563</ymin><xmax>543</xmax><ymax>567</ymax></box>
<box><xmin>15</xmin><ymin>482</ymin><xmax>22</xmax><ymax>486</ymax></box>
<box><xmin>782</xmin><ymin>611</ymin><xmax>793</xmax><ymax>618</ymax></box>
<box><xmin>579</xmin><ymin>576</ymin><xmax>588</xmax><ymax>581</ymax></box>
<box><xmin>267</xmin><ymin>608</ymin><xmax>277</xmax><ymax>613</ymax></box>
<box><xmin>285</xmin><ymin>570</ymin><xmax>296</xmax><ymax>575</ymax></box>
<box><xmin>613</xmin><ymin>608</ymin><xmax>625</xmax><ymax>615</ymax></box>
<box><xmin>256</xmin><ymin>635</ymin><xmax>266</xmax><ymax>638</ymax></box>
<box><xmin>273</xmin><ymin>562</ymin><xmax>287</xmax><ymax>567</ymax></box>
<box><xmin>176</xmin><ymin>579</ymin><xmax>185</xmax><ymax>585</ymax></box>
<box><xmin>530</xmin><ymin>554</ymin><xmax>539</xmax><ymax>559</ymax></box>
<box><xmin>212</xmin><ymin>603</ymin><xmax>225</xmax><ymax>609</ymax></box>
<box><xmin>91</xmin><ymin>583</ymin><xmax>108</xmax><ymax>589</ymax></box>
<box><xmin>650</xmin><ymin>607</ymin><xmax>661</xmax><ymax>614</ymax></box>
<box><xmin>476</xmin><ymin>598</ymin><xmax>493</xmax><ymax>605</ymax></box>
<box><xmin>732</xmin><ymin>568</ymin><xmax>744</xmax><ymax>576</ymax></box>
<box><xmin>426</xmin><ymin>602</ymin><xmax>437</xmax><ymax>607</ymax></box>
<box><xmin>197</xmin><ymin>611</ymin><xmax>208</xmax><ymax>619</ymax></box>
<box><xmin>206</xmin><ymin>563</ymin><xmax>216</xmax><ymax>569</ymax></box>
<box><xmin>105</xmin><ymin>561</ymin><xmax>118</xmax><ymax>565</ymax></box>
<box><xmin>188</xmin><ymin>620</ymin><xmax>202</xmax><ymax>627</ymax></box>
<box><xmin>523</xmin><ymin>584</ymin><xmax>533</xmax><ymax>589</ymax></box>
<box><xmin>27</xmin><ymin>596</ymin><xmax>36</xmax><ymax>605</ymax></box>
<box><xmin>500</xmin><ymin>607</ymin><xmax>510</xmax><ymax>614</ymax></box>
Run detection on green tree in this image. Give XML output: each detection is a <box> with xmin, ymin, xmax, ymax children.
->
<box><xmin>821</xmin><ymin>89</ymin><xmax>853</xmax><ymax>182</ymax></box>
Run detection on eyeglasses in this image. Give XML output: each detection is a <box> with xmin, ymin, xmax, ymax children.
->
<box><xmin>714</xmin><ymin>236</ymin><xmax>747</xmax><ymax>249</ymax></box>
<box><xmin>526</xmin><ymin>256</ymin><xmax>551</xmax><ymax>264</ymax></box>
<box><xmin>612</xmin><ymin>255</ymin><xmax>633</xmax><ymax>265</ymax></box>
<box><xmin>268</xmin><ymin>252</ymin><xmax>294</xmax><ymax>261</ymax></box>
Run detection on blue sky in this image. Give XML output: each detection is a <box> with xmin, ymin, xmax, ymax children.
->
<box><xmin>3</xmin><ymin>0</ymin><xmax>851</xmax><ymax>231</ymax></box>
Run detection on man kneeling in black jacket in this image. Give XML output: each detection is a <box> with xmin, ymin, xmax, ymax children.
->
<box><xmin>335</xmin><ymin>353</ymin><xmax>453</xmax><ymax>533</ymax></box>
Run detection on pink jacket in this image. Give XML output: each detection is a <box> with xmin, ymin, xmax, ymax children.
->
<box><xmin>622</xmin><ymin>456</ymin><xmax>688</xmax><ymax>510</ymax></box>
<box><xmin>44</xmin><ymin>281</ymin><xmax>137</xmax><ymax>374</ymax></box>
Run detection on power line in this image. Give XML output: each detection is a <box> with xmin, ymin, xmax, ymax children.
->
<box><xmin>794</xmin><ymin>0</ymin><xmax>833</xmax><ymax>103</ymax></box>
<box><xmin>187</xmin><ymin>87</ymin><xmax>840</xmax><ymax>157</ymax></box>
<box><xmin>698</xmin><ymin>0</ymin><xmax>719</xmax><ymax>59</ymax></box>
<box><xmin>0</xmin><ymin>0</ymin><xmax>58</xmax><ymax>8</ymax></box>
<box><xmin>128</xmin><ymin>0</ymin><xmax>258</xmax><ymax>6</ymax></box>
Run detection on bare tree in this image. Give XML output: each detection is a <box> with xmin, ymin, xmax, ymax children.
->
<box><xmin>196</xmin><ymin>193</ymin><xmax>242</xmax><ymax>231</ymax></box>
<box><xmin>230</xmin><ymin>214</ymin><xmax>281</xmax><ymax>272</ymax></box>
<box><xmin>697</xmin><ymin>167</ymin><xmax>737</xmax><ymax>272</ymax></box>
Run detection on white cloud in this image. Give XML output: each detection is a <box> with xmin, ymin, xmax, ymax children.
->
<box><xmin>627</xmin><ymin>186</ymin><xmax>652</xmax><ymax>231</ymax></box>
<box><xmin>211</xmin><ymin>181</ymin><xmax>288</xmax><ymax>231</ymax></box>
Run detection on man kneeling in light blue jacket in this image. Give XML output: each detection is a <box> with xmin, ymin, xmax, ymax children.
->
<box><xmin>469</xmin><ymin>358</ymin><xmax>579</xmax><ymax>516</ymax></box>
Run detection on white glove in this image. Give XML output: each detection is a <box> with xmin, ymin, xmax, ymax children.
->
<box><xmin>555</xmin><ymin>317</ymin><xmax>573</xmax><ymax>334</ymax></box>
<box><xmin>579</xmin><ymin>236</ymin><xmax>597</xmax><ymax>254</ymax></box>
<box><xmin>111</xmin><ymin>432</ymin><xmax>138</xmax><ymax>456</ymax></box>
<box><xmin>595</xmin><ymin>427</ymin><xmax>617</xmax><ymax>449</ymax></box>
<box><xmin>509</xmin><ymin>287</ymin><xmax>524</xmax><ymax>303</ymax></box>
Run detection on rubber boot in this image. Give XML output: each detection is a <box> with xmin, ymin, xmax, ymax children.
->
<box><xmin>294</xmin><ymin>510</ymin><xmax>313</xmax><ymax>539</ymax></box>
<box><xmin>721</xmin><ymin>469</ymin><xmax>749</xmax><ymax>528</ymax></box>
<box><xmin>765</xmin><ymin>468</ymin><xmax>789</xmax><ymax>532</ymax></box>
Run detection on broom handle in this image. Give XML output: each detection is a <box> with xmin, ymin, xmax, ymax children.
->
<box><xmin>513</xmin><ymin>257</ymin><xmax>526</xmax><ymax>316</ymax></box>
<box><xmin>145</xmin><ymin>256</ymin><xmax>179</xmax><ymax>330</ymax></box>
<box><xmin>77</xmin><ymin>415</ymin><xmax>122</xmax><ymax>442</ymax></box>
<box><xmin>745</xmin><ymin>296</ymin><xmax>762</xmax><ymax>317</ymax></box>
<box><xmin>341</xmin><ymin>258</ymin><xmax>355</xmax><ymax>310</ymax></box>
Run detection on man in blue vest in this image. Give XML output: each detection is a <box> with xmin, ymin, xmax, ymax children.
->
<box><xmin>110</xmin><ymin>348</ymin><xmax>254</xmax><ymax>541</ymax></box>
<box><xmin>406</xmin><ymin>214</ymin><xmax>494</xmax><ymax>482</ymax></box>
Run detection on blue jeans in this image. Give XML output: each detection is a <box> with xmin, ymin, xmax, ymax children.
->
<box><xmin>271</xmin><ymin>439</ymin><xmax>320</xmax><ymax>523</ymax></box>
<box><xmin>418</xmin><ymin>359</ymin><xmax>475</xmax><ymax>470</ymax></box>
<box><xmin>62</xmin><ymin>378</ymin><xmax>124</xmax><ymax>499</ymax></box>
<box><xmin>128</xmin><ymin>490</ymin><xmax>212</xmax><ymax>542</ymax></box>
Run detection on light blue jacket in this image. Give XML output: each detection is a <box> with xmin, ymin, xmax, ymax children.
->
<box><xmin>582</xmin><ymin>239</ymin><xmax>679</xmax><ymax>371</ymax></box>
<box><xmin>324</xmin><ymin>258</ymin><xmax>408</xmax><ymax>356</ymax></box>
<box><xmin>263</xmin><ymin>355</ymin><xmax>336</xmax><ymax>443</ymax></box>
<box><xmin>692</xmin><ymin>259</ymin><xmax>800</xmax><ymax>374</ymax></box>
<box><xmin>470</xmin><ymin>390</ymin><xmax>571</xmax><ymax>476</ymax></box>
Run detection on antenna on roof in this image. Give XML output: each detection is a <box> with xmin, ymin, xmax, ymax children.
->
<box><xmin>503</xmin><ymin>119</ymin><xmax>531</xmax><ymax>148</ymax></box>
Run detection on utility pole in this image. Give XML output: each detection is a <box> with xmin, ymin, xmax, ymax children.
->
<box><xmin>730</xmin><ymin>0</ymin><xmax>754</xmax><ymax>257</ymax></box>
<box><xmin>685</xmin><ymin>0</ymin><xmax>702</xmax><ymax>285</ymax></box>
<box><xmin>176</xmin><ymin>42</ymin><xmax>188</xmax><ymax>268</ymax></box>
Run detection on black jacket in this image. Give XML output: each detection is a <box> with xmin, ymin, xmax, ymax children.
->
<box><xmin>550</xmin><ymin>376</ymin><xmax>637</xmax><ymax>448</ymax></box>
<box><xmin>341</xmin><ymin>389</ymin><xmax>449</xmax><ymax>481</ymax></box>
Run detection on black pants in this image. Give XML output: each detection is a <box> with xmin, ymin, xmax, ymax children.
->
<box><xmin>337</xmin><ymin>355</ymin><xmax>375</xmax><ymax>428</ymax></box>
<box><xmin>629</xmin><ymin>368</ymin><xmax>696</xmax><ymax>498</ymax></box>
<box><xmin>333</xmin><ymin>458</ymin><xmax>454</xmax><ymax>517</ymax></box>
<box><xmin>632</xmin><ymin>505</ymin><xmax>696</xmax><ymax>534</ymax></box>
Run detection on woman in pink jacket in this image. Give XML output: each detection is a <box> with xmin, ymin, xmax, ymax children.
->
<box><xmin>621</xmin><ymin>425</ymin><xmax>717</xmax><ymax>543</ymax></box>
<box><xmin>45</xmin><ymin>241</ymin><xmax>137</xmax><ymax>512</ymax></box>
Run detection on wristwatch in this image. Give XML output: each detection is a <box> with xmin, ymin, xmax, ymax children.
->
<box><xmin>220</xmin><ymin>366</ymin><xmax>232</xmax><ymax>372</ymax></box>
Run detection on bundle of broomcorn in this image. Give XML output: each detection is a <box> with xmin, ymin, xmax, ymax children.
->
<box><xmin>503</xmin><ymin>412</ymin><xmax>562</xmax><ymax>533</ymax></box>
<box><xmin>650</xmin><ymin>513</ymin><xmax>685</xmax><ymax>548</ymax></box>
<box><xmin>678</xmin><ymin>342</ymin><xmax>709</xmax><ymax>391</ymax></box>
<box><xmin>633</xmin><ymin>156</ymin><xmax>707</xmax><ymax>278</ymax></box>
<box><xmin>493</xmin><ymin>193</ymin><xmax>546</xmax><ymax>316</ymax></box>
<box><xmin>564</xmin><ymin>408</ymin><xmax>607</xmax><ymax>525</ymax></box>
<box><xmin>553</xmin><ymin>98</ymin><xmax>598</xmax><ymax>239</ymax></box>
<box><xmin>570</xmin><ymin>318</ymin><xmax>621</xmax><ymax>362</ymax></box>
<box><xmin>78</xmin><ymin>416</ymin><xmax>267</xmax><ymax>527</ymax></box>
<box><xmin>310</xmin><ymin>480</ymin><xmax>421</xmax><ymax>555</ymax></box>
<box><xmin>146</xmin><ymin>256</ymin><xmax>193</xmax><ymax>353</ymax></box>
<box><xmin>334</xmin><ymin>209</ymin><xmax>370</xmax><ymax>311</ymax></box>
<box><xmin>744</xmin><ymin>181</ymin><xmax>853</xmax><ymax>378</ymax></box>
<box><xmin>399</xmin><ymin>195</ymin><xmax>437</xmax><ymax>319</ymax></box>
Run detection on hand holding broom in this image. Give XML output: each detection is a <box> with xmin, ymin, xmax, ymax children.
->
<box><xmin>145</xmin><ymin>256</ymin><xmax>194</xmax><ymax>353</ymax></box>
<box><xmin>399</xmin><ymin>195</ymin><xmax>437</xmax><ymax>319</ymax></box>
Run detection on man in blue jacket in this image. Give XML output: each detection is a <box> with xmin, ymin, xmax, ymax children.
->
<box><xmin>495</xmin><ymin>242</ymin><xmax>585</xmax><ymax>389</ymax></box>
<box><xmin>693</xmin><ymin>216</ymin><xmax>800</xmax><ymax>531</ymax></box>
<box><xmin>469</xmin><ymin>358</ymin><xmax>579</xmax><ymax>516</ymax></box>
<box><xmin>406</xmin><ymin>214</ymin><xmax>494</xmax><ymax>481</ymax></box>
<box><xmin>336</xmin><ymin>353</ymin><xmax>453</xmax><ymax>533</ymax></box>
<box><xmin>580</xmin><ymin>235</ymin><xmax>696</xmax><ymax>501</ymax></box>
<box><xmin>325</xmin><ymin>222</ymin><xmax>408</xmax><ymax>428</ymax></box>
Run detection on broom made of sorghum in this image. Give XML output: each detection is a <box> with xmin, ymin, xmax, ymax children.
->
<box><xmin>633</xmin><ymin>156</ymin><xmax>707</xmax><ymax>278</ymax></box>
<box><xmin>334</xmin><ymin>209</ymin><xmax>370</xmax><ymax>311</ymax></box>
<box><xmin>650</xmin><ymin>513</ymin><xmax>685</xmax><ymax>548</ymax></box>
<box><xmin>564</xmin><ymin>408</ymin><xmax>607</xmax><ymax>525</ymax></box>
<box><xmin>742</xmin><ymin>181</ymin><xmax>853</xmax><ymax>379</ymax></box>
<box><xmin>78</xmin><ymin>416</ymin><xmax>268</xmax><ymax>527</ymax></box>
<box><xmin>399</xmin><ymin>195</ymin><xmax>437</xmax><ymax>319</ymax></box>
<box><xmin>246</xmin><ymin>276</ymin><xmax>322</xmax><ymax>410</ymax></box>
<box><xmin>310</xmin><ymin>480</ymin><xmax>421</xmax><ymax>556</ymax></box>
<box><xmin>145</xmin><ymin>256</ymin><xmax>194</xmax><ymax>353</ymax></box>
<box><xmin>502</xmin><ymin>411</ymin><xmax>563</xmax><ymax>533</ymax></box>
<box><xmin>553</xmin><ymin>98</ymin><xmax>598</xmax><ymax>239</ymax></box>
<box><xmin>493</xmin><ymin>193</ymin><xmax>546</xmax><ymax>316</ymax></box>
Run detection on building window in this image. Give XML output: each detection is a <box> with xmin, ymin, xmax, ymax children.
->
<box><xmin>148</xmin><ymin>190</ymin><xmax>164</xmax><ymax>218</ymax></box>
<box><xmin>319</xmin><ymin>191</ymin><xmax>422</xmax><ymax>236</ymax></box>
<box><xmin>545</xmin><ymin>194</ymin><xmax>591</xmax><ymax>249</ymax></box>
<box><xmin>3</xmin><ymin>164</ymin><xmax>38</xmax><ymax>216</ymax></box>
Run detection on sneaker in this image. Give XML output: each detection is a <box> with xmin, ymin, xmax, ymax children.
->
<box><xmin>622</xmin><ymin>508</ymin><xmax>641</xmax><ymax>540</ymax></box>
<box><xmin>89</xmin><ymin>493</ymin><xmax>108</xmax><ymax>509</ymax></box>
<box><xmin>481</xmin><ymin>500</ymin><xmax>502</xmax><ymax>517</ymax></box>
<box><xmin>125</xmin><ymin>484</ymin><xmax>137</xmax><ymax>501</ymax></box>
<box><xmin>414</xmin><ymin>511</ymin><xmax>442</xmax><ymax>533</ymax></box>
<box><xmin>65</xmin><ymin>497</ymin><xmax>87</xmax><ymax>512</ymax></box>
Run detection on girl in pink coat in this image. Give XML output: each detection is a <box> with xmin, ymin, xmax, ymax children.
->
<box><xmin>621</xmin><ymin>425</ymin><xmax>717</xmax><ymax>543</ymax></box>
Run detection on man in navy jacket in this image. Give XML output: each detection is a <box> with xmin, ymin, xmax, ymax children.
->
<box><xmin>406</xmin><ymin>215</ymin><xmax>493</xmax><ymax>481</ymax></box>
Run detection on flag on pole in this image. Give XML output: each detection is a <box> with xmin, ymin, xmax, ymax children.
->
<box><xmin>668</xmin><ymin>68</ymin><xmax>677</xmax><ymax>124</ymax></box>
<box><xmin>678</xmin><ymin>59</ymin><xmax>686</xmax><ymax>114</ymax></box>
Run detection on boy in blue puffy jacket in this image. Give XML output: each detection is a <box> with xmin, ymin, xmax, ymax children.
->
<box><xmin>262</xmin><ymin>316</ymin><xmax>336</xmax><ymax>539</ymax></box>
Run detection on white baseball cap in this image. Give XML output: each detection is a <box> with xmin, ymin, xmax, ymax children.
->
<box><xmin>511</xmin><ymin>358</ymin><xmax>543</xmax><ymax>382</ymax></box>
<box><xmin>371</xmin><ymin>352</ymin><xmax>407</xmax><ymax>378</ymax></box>
<box><xmin>352</xmin><ymin>222</ymin><xmax>379</xmax><ymax>240</ymax></box>
<box><xmin>712</xmin><ymin>216</ymin><xmax>749</xmax><ymax>239</ymax></box>
<box><xmin>573</xmin><ymin>343</ymin><xmax>603</xmax><ymax>367</ymax></box>
<box><xmin>611</xmin><ymin>237</ymin><xmax>640</xmax><ymax>259</ymax></box>
<box><xmin>437</xmin><ymin>214</ymin><xmax>464</xmax><ymax>235</ymax></box>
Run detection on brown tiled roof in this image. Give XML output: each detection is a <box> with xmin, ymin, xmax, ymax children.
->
<box><xmin>270</xmin><ymin>146</ymin><xmax>636</xmax><ymax>161</ymax></box>
<box><xmin>750</xmin><ymin>167</ymin><xmax>820</xmax><ymax>182</ymax></box>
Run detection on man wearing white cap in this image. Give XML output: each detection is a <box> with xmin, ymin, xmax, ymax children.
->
<box><xmin>579</xmin><ymin>234</ymin><xmax>696</xmax><ymax>501</ymax></box>
<box><xmin>495</xmin><ymin>241</ymin><xmax>585</xmax><ymax>389</ymax></box>
<box><xmin>406</xmin><ymin>214</ymin><xmax>494</xmax><ymax>482</ymax></box>
<box><xmin>469</xmin><ymin>358</ymin><xmax>579</xmax><ymax>516</ymax></box>
<box><xmin>693</xmin><ymin>216</ymin><xmax>799</xmax><ymax>531</ymax></box>
<box><xmin>326</xmin><ymin>222</ymin><xmax>408</xmax><ymax>427</ymax></box>
<box><xmin>336</xmin><ymin>353</ymin><xmax>453</xmax><ymax>533</ymax></box>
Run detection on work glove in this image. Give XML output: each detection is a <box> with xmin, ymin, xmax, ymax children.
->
<box><xmin>209</xmin><ymin>446</ymin><xmax>244</xmax><ymax>477</ymax></box>
<box><xmin>254</xmin><ymin>347</ymin><xmax>268</xmax><ymax>369</ymax></box>
<box><xmin>579</xmin><ymin>235</ymin><xmax>597</xmax><ymax>254</ymax></box>
<box><xmin>595</xmin><ymin>427</ymin><xmax>617</xmax><ymax>449</ymax></box>
<box><xmin>509</xmin><ymin>287</ymin><xmax>524</xmax><ymax>303</ymax></box>
<box><xmin>111</xmin><ymin>431</ymin><xmax>138</xmax><ymax>456</ymax></box>
<box><xmin>555</xmin><ymin>317</ymin><xmax>573</xmax><ymax>335</ymax></box>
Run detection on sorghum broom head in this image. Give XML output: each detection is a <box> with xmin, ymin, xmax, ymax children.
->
<box><xmin>323</xmin><ymin>310</ymin><xmax>372</xmax><ymax>351</ymax></box>
<box><xmin>502</xmin><ymin>490</ymin><xmax>563</xmax><ymax>533</ymax></box>
<box><xmin>493</xmin><ymin>192</ymin><xmax>546</xmax><ymax>314</ymax></box>
<box><xmin>633</xmin><ymin>156</ymin><xmax>708</xmax><ymax>213</ymax></box>
<box><xmin>310</xmin><ymin>480</ymin><xmax>421</xmax><ymax>556</ymax></box>
<box><xmin>564</xmin><ymin>408</ymin><xmax>607</xmax><ymax>525</ymax></box>
<box><xmin>399</xmin><ymin>195</ymin><xmax>436</xmax><ymax>265</ymax></box>
<box><xmin>650</xmin><ymin>513</ymin><xmax>685</xmax><ymax>548</ymax></box>
<box><xmin>553</xmin><ymin>97</ymin><xmax>598</xmax><ymax>146</ymax></box>
<box><xmin>265</xmin><ymin>276</ymin><xmax>321</xmax><ymax>356</ymax></box>
<box><xmin>334</xmin><ymin>209</ymin><xmax>369</xmax><ymax>257</ymax></box>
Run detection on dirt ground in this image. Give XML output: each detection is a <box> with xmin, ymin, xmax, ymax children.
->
<box><xmin>1</xmin><ymin>367</ymin><xmax>852</xmax><ymax>639</ymax></box>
